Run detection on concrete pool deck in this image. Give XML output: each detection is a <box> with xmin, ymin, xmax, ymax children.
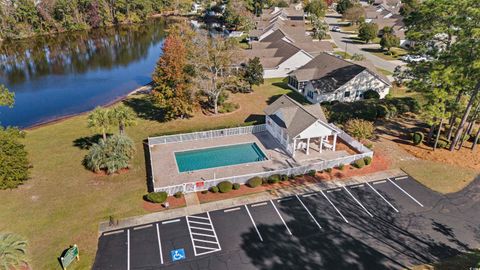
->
<box><xmin>150</xmin><ymin>131</ymin><xmax>352</xmax><ymax>189</ymax></box>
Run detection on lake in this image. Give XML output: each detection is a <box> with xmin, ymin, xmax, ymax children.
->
<box><xmin>0</xmin><ymin>19</ymin><xmax>166</xmax><ymax>128</ymax></box>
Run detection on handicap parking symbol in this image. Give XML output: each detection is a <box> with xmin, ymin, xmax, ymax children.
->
<box><xmin>170</xmin><ymin>248</ymin><xmax>186</xmax><ymax>262</ymax></box>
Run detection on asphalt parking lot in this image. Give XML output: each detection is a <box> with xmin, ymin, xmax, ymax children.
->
<box><xmin>93</xmin><ymin>175</ymin><xmax>480</xmax><ymax>270</ymax></box>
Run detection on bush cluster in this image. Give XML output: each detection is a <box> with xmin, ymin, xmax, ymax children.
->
<box><xmin>247</xmin><ymin>177</ymin><xmax>262</xmax><ymax>188</ymax></box>
<box><xmin>268</xmin><ymin>174</ymin><xmax>280</xmax><ymax>184</ymax></box>
<box><xmin>145</xmin><ymin>192</ymin><xmax>168</xmax><ymax>203</ymax></box>
<box><xmin>233</xmin><ymin>183</ymin><xmax>241</xmax><ymax>190</ymax></box>
<box><xmin>353</xmin><ymin>158</ymin><xmax>365</xmax><ymax>168</ymax></box>
<box><xmin>210</xmin><ymin>186</ymin><xmax>219</xmax><ymax>193</ymax></box>
<box><xmin>322</xmin><ymin>97</ymin><xmax>419</xmax><ymax>124</ymax></box>
<box><xmin>217</xmin><ymin>181</ymin><xmax>233</xmax><ymax>193</ymax></box>
<box><xmin>411</xmin><ymin>132</ymin><xmax>424</xmax><ymax>145</ymax></box>
<box><xmin>364</xmin><ymin>156</ymin><xmax>372</xmax><ymax>165</ymax></box>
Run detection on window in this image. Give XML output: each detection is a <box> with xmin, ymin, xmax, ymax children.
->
<box><xmin>307</xmin><ymin>91</ymin><xmax>315</xmax><ymax>99</ymax></box>
<box><xmin>344</xmin><ymin>91</ymin><xmax>351</xmax><ymax>98</ymax></box>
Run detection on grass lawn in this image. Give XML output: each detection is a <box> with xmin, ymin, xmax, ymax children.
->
<box><xmin>0</xmin><ymin>78</ymin><xmax>297</xmax><ymax>270</ymax></box>
<box><xmin>333</xmin><ymin>51</ymin><xmax>352</xmax><ymax>59</ymax></box>
<box><xmin>377</xmin><ymin>68</ymin><xmax>393</xmax><ymax>76</ymax></box>
<box><xmin>399</xmin><ymin>159</ymin><xmax>478</xmax><ymax>194</ymax></box>
<box><xmin>361</xmin><ymin>47</ymin><xmax>408</xmax><ymax>61</ymax></box>
<box><xmin>412</xmin><ymin>250</ymin><xmax>480</xmax><ymax>270</ymax></box>
<box><xmin>340</xmin><ymin>23</ymin><xmax>359</xmax><ymax>33</ymax></box>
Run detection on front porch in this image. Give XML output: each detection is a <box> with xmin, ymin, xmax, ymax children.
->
<box><xmin>291</xmin><ymin>134</ymin><xmax>338</xmax><ymax>157</ymax></box>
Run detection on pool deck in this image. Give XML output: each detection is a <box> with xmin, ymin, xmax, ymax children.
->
<box><xmin>150</xmin><ymin>131</ymin><xmax>352</xmax><ymax>189</ymax></box>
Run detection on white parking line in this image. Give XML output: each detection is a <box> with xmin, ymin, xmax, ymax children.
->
<box><xmin>193</xmin><ymin>239</ymin><xmax>219</xmax><ymax>244</ymax></box>
<box><xmin>162</xmin><ymin>219</ymin><xmax>180</xmax><ymax>224</ymax></box>
<box><xmin>387</xmin><ymin>178</ymin><xmax>424</xmax><ymax>207</ymax></box>
<box><xmin>395</xmin><ymin>176</ymin><xmax>408</xmax><ymax>180</ymax></box>
<box><xmin>127</xmin><ymin>229</ymin><xmax>130</xmax><ymax>270</ymax></box>
<box><xmin>206</xmin><ymin>212</ymin><xmax>221</xmax><ymax>251</ymax></box>
<box><xmin>373</xmin><ymin>180</ymin><xmax>387</xmax><ymax>184</ymax></box>
<box><xmin>103</xmin><ymin>230</ymin><xmax>124</xmax><ymax>236</ymax></box>
<box><xmin>194</xmin><ymin>246</ymin><xmax>219</xmax><ymax>251</ymax></box>
<box><xmin>155</xmin><ymin>224</ymin><xmax>163</xmax><ymax>265</ymax></box>
<box><xmin>191</xmin><ymin>232</ymin><xmax>216</xmax><ymax>238</ymax></box>
<box><xmin>342</xmin><ymin>186</ymin><xmax>373</xmax><ymax>217</ymax></box>
<box><xmin>188</xmin><ymin>215</ymin><xmax>210</xmax><ymax>220</ymax></box>
<box><xmin>350</xmin><ymin>184</ymin><xmax>364</xmax><ymax>189</ymax></box>
<box><xmin>244</xmin><ymin>205</ymin><xmax>263</xmax><ymax>242</ymax></box>
<box><xmin>302</xmin><ymin>193</ymin><xmax>317</xmax><ymax>198</ymax></box>
<box><xmin>295</xmin><ymin>195</ymin><xmax>322</xmax><ymax>230</ymax></box>
<box><xmin>133</xmin><ymin>224</ymin><xmax>152</xmax><ymax>230</ymax></box>
<box><xmin>224</xmin><ymin>207</ymin><xmax>241</xmax><ymax>213</ymax></box>
<box><xmin>270</xmin><ymin>200</ymin><xmax>292</xmax><ymax>235</ymax></box>
<box><xmin>190</xmin><ymin>226</ymin><xmax>214</xmax><ymax>232</ymax></box>
<box><xmin>251</xmin><ymin>202</ymin><xmax>268</xmax><ymax>207</ymax></box>
<box><xmin>320</xmin><ymin>190</ymin><xmax>349</xmax><ymax>223</ymax></box>
<box><xmin>366</xmin><ymin>182</ymin><xmax>399</xmax><ymax>213</ymax></box>
<box><xmin>188</xmin><ymin>220</ymin><xmax>211</xmax><ymax>226</ymax></box>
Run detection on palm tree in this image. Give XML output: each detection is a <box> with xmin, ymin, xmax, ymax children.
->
<box><xmin>84</xmin><ymin>134</ymin><xmax>136</xmax><ymax>174</ymax></box>
<box><xmin>0</xmin><ymin>233</ymin><xmax>28</xmax><ymax>270</ymax></box>
<box><xmin>87</xmin><ymin>107</ymin><xmax>112</xmax><ymax>140</ymax></box>
<box><xmin>111</xmin><ymin>105</ymin><xmax>137</xmax><ymax>135</ymax></box>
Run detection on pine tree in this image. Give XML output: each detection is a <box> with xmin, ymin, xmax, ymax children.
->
<box><xmin>152</xmin><ymin>33</ymin><xmax>193</xmax><ymax>120</ymax></box>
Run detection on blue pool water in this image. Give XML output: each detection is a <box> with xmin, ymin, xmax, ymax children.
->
<box><xmin>175</xmin><ymin>143</ymin><xmax>267</xmax><ymax>172</ymax></box>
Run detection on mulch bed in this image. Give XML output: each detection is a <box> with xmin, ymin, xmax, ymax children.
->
<box><xmin>142</xmin><ymin>196</ymin><xmax>186</xmax><ymax>212</ymax></box>
<box><xmin>197</xmin><ymin>153</ymin><xmax>390</xmax><ymax>204</ymax></box>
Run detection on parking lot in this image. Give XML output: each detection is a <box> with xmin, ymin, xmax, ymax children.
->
<box><xmin>93</xmin><ymin>175</ymin><xmax>476</xmax><ymax>270</ymax></box>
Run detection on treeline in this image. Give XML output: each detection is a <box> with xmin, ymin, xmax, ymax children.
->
<box><xmin>0</xmin><ymin>0</ymin><xmax>192</xmax><ymax>40</ymax></box>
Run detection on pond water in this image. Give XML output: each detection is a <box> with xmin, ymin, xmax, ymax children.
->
<box><xmin>0</xmin><ymin>19</ymin><xmax>166</xmax><ymax>128</ymax></box>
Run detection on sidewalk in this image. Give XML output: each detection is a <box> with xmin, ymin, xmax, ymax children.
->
<box><xmin>98</xmin><ymin>169</ymin><xmax>406</xmax><ymax>233</ymax></box>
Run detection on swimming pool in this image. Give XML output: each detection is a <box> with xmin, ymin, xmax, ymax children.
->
<box><xmin>175</xmin><ymin>142</ymin><xmax>267</xmax><ymax>172</ymax></box>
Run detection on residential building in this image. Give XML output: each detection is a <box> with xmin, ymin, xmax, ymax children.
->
<box><xmin>287</xmin><ymin>53</ymin><xmax>391</xmax><ymax>103</ymax></box>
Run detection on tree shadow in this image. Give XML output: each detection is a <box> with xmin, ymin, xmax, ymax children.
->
<box><xmin>122</xmin><ymin>96</ymin><xmax>165</xmax><ymax>122</ymax></box>
<box><xmin>143</xmin><ymin>140</ymin><xmax>154</xmax><ymax>193</ymax></box>
<box><xmin>244</xmin><ymin>114</ymin><xmax>265</xmax><ymax>125</ymax></box>
<box><xmin>267</xmin><ymin>92</ymin><xmax>309</xmax><ymax>106</ymax></box>
<box><xmin>73</xmin><ymin>134</ymin><xmax>104</xmax><ymax>150</ymax></box>
<box><xmin>344</xmin><ymin>36</ymin><xmax>367</xmax><ymax>44</ymax></box>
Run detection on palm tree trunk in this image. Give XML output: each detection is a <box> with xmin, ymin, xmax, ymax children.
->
<box><xmin>433</xmin><ymin>118</ymin><xmax>444</xmax><ymax>150</ymax></box>
<box><xmin>472</xmin><ymin>127</ymin><xmax>480</xmax><ymax>151</ymax></box>
<box><xmin>119</xmin><ymin>123</ymin><xmax>125</xmax><ymax>135</ymax></box>
<box><xmin>450</xmin><ymin>83</ymin><xmax>479</xmax><ymax>151</ymax></box>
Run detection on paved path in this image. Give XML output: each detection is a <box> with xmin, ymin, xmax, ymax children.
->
<box><xmin>325</xmin><ymin>14</ymin><xmax>403</xmax><ymax>73</ymax></box>
<box><xmin>98</xmin><ymin>169</ymin><xmax>406</xmax><ymax>233</ymax></box>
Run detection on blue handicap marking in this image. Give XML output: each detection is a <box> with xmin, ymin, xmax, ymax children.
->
<box><xmin>170</xmin><ymin>248</ymin><xmax>186</xmax><ymax>262</ymax></box>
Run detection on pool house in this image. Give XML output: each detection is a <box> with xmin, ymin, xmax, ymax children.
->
<box><xmin>264</xmin><ymin>95</ymin><xmax>341</xmax><ymax>158</ymax></box>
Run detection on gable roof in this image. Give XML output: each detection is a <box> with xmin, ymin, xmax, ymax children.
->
<box><xmin>264</xmin><ymin>95</ymin><xmax>331</xmax><ymax>138</ymax></box>
<box><xmin>243</xmin><ymin>39</ymin><xmax>303</xmax><ymax>68</ymax></box>
<box><xmin>290</xmin><ymin>53</ymin><xmax>391</xmax><ymax>87</ymax></box>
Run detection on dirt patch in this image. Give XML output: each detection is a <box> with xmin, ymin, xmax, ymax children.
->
<box><xmin>197</xmin><ymin>153</ymin><xmax>390</xmax><ymax>203</ymax></box>
<box><xmin>142</xmin><ymin>196</ymin><xmax>186</xmax><ymax>212</ymax></box>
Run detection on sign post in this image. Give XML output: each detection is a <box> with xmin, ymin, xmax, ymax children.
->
<box><xmin>60</xmin><ymin>244</ymin><xmax>79</xmax><ymax>270</ymax></box>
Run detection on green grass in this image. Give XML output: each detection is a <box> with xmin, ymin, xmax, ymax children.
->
<box><xmin>377</xmin><ymin>68</ymin><xmax>393</xmax><ymax>76</ymax></box>
<box><xmin>0</xmin><ymin>78</ymin><xmax>294</xmax><ymax>269</ymax></box>
<box><xmin>412</xmin><ymin>250</ymin><xmax>480</xmax><ymax>270</ymax></box>
<box><xmin>361</xmin><ymin>47</ymin><xmax>408</xmax><ymax>61</ymax></box>
<box><xmin>390</xmin><ymin>85</ymin><xmax>426</xmax><ymax>105</ymax></box>
<box><xmin>340</xmin><ymin>24</ymin><xmax>359</xmax><ymax>33</ymax></box>
<box><xmin>333</xmin><ymin>51</ymin><xmax>352</xmax><ymax>59</ymax></box>
<box><xmin>399</xmin><ymin>159</ymin><xmax>478</xmax><ymax>194</ymax></box>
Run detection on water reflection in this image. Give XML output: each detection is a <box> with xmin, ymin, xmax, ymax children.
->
<box><xmin>0</xmin><ymin>19</ymin><xmax>166</xmax><ymax>127</ymax></box>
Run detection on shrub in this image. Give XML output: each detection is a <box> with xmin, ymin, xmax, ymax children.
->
<box><xmin>289</xmin><ymin>174</ymin><xmax>296</xmax><ymax>179</ymax></box>
<box><xmin>219</xmin><ymin>102</ymin><xmax>239</xmax><ymax>113</ymax></box>
<box><xmin>411</xmin><ymin>132</ymin><xmax>424</xmax><ymax>145</ymax></box>
<box><xmin>436</xmin><ymin>139</ymin><xmax>449</xmax><ymax>149</ymax></box>
<box><xmin>307</xmin><ymin>170</ymin><xmax>316</xmax><ymax>177</ymax></box>
<box><xmin>84</xmin><ymin>134</ymin><xmax>136</xmax><ymax>174</ymax></box>
<box><xmin>364</xmin><ymin>156</ymin><xmax>372</xmax><ymax>165</ymax></box>
<box><xmin>353</xmin><ymin>158</ymin><xmax>365</xmax><ymax>168</ymax></box>
<box><xmin>345</xmin><ymin>119</ymin><xmax>375</xmax><ymax>140</ymax></box>
<box><xmin>376</xmin><ymin>105</ymin><xmax>389</xmax><ymax>118</ymax></box>
<box><xmin>210</xmin><ymin>186</ymin><xmax>219</xmax><ymax>193</ymax></box>
<box><xmin>268</xmin><ymin>174</ymin><xmax>281</xmax><ymax>184</ymax></box>
<box><xmin>233</xmin><ymin>183</ymin><xmax>241</xmax><ymax>190</ymax></box>
<box><xmin>201</xmin><ymin>190</ymin><xmax>208</xmax><ymax>194</ymax></box>
<box><xmin>280</xmin><ymin>174</ymin><xmax>289</xmax><ymax>181</ymax></box>
<box><xmin>363</xmin><ymin>90</ymin><xmax>380</xmax><ymax>100</ymax></box>
<box><xmin>337</xmin><ymin>164</ymin><xmax>345</xmax><ymax>170</ymax></box>
<box><xmin>325</xmin><ymin>168</ymin><xmax>332</xmax><ymax>173</ymax></box>
<box><xmin>247</xmin><ymin>177</ymin><xmax>262</xmax><ymax>188</ymax></box>
<box><xmin>145</xmin><ymin>192</ymin><xmax>168</xmax><ymax>203</ymax></box>
<box><xmin>174</xmin><ymin>191</ymin><xmax>183</xmax><ymax>198</ymax></box>
<box><xmin>217</xmin><ymin>181</ymin><xmax>233</xmax><ymax>193</ymax></box>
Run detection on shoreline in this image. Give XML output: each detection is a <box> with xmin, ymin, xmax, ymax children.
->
<box><xmin>25</xmin><ymin>82</ymin><xmax>153</xmax><ymax>131</ymax></box>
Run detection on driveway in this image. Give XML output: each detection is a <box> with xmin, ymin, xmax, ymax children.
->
<box><xmin>325</xmin><ymin>14</ymin><xmax>404</xmax><ymax>73</ymax></box>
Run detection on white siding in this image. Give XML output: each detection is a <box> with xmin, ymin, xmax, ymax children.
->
<box><xmin>303</xmin><ymin>70</ymin><xmax>390</xmax><ymax>103</ymax></box>
<box><xmin>263</xmin><ymin>51</ymin><xmax>313</xmax><ymax>78</ymax></box>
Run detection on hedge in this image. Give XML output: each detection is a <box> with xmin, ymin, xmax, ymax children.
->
<box><xmin>364</xmin><ymin>156</ymin><xmax>372</xmax><ymax>165</ymax></box>
<box><xmin>217</xmin><ymin>181</ymin><xmax>233</xmax><ymax>193</ymax></box>
<box><xmin>412</xmin><ymin>132</ymin><xmax>424</xmax><ymax>145</ymax></box>
<box><xmin>233</xmin><ymin>183</ymin><xmax>241</xmax><ymax>190</ymax></box>
<box><xmin>145</xmin><ymin>192</ymin><xmax>168</xmax><ymax>203</ymax></box>
<box><xmin>353</xmin><ymin>159</ymin><xmax>365</xmax><ymax>168</ymax></box>
<box><xmin>268</xmin><ymin>174</ymin><xmax>280</xmax><ymax>184</ymax></box>
<box><xmin>247</xmin><ymin>177</ymin><xmax>263</xmax><ymax>188</ymax></box>
<box><xmin>210</xmin><ymin>186</ymin><xmax>219</xmax><ymax>193</ymax></box>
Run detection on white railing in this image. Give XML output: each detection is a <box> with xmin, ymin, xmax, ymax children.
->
<box><xmin>154</xmin><ymin>152</ymin><xmax>372</xmax><ymax>195</ymax></box>
<box><xmin>148</xmin><ymin>124</ymin><xmax>267</xmax><ymax>146</ymax></box>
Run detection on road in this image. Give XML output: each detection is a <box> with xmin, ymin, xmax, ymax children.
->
<box><xmin>325</xmin><ymin>14</ymin><xmax>403</xmax><ymax>73</ymax></box>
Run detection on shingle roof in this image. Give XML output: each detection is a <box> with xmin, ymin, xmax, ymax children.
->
<box><xmin>264</xmin><ymin>95</ymin><xmax>330</xmax><ymax>138</ymax></box>
<box><xmin>242</xmin><ymin>39</ymin><xmax>302</xmax><ymax>68</ymax></box>
<box><xmin>290</xmin><ymin>53</ymin><xmax>391</xmax><ymax>89</ymax></box>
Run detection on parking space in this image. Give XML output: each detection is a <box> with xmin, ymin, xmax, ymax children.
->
<box><xmin>94</xmin><ymin>175</ymin><xmax>447</xmax><ymax>270</ymax></box>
